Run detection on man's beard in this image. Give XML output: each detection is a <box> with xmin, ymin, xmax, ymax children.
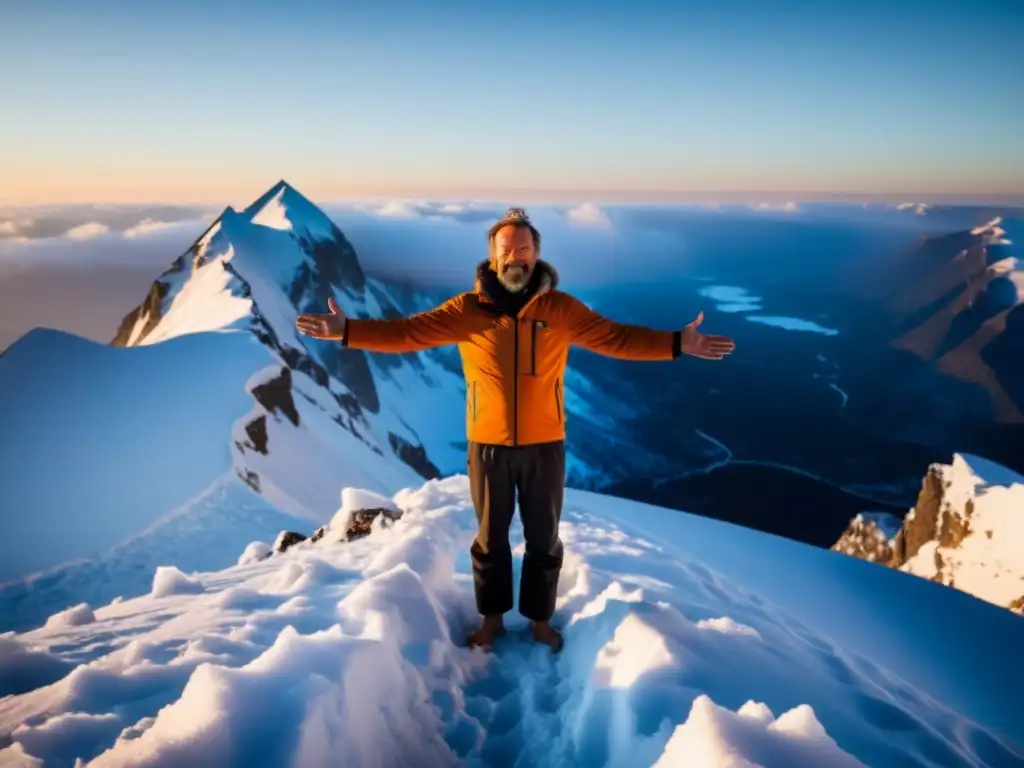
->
<box><xmin>496</xmin><ymin>261</ymin><xmax>533</xmax><ymax>293</ymax></box>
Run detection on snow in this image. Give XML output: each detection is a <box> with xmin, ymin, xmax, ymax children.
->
<box><xmin>653</xmin><ymin>695</ymin><xmax>866</xmax><ymax>767</ymax></box>
<box><xmin>243</xmin><ymin>182</ymin><xmax>340</xmax><ymax>243</ymax></box>
<box><xmin>150</xmin><ymin>566</ymin><xmax>204</xmax><ymax>598</ymax></box>
<box><xmin>1</xmin><ymin>476</ymin><xmax>1021</xmax><ymax>768</ymax></box>
<box><xmin>43</xmin><ymin>603</ymin><xmax>96</xmax><ymax>630</ymax></box>
<box><xmin>237</xmin><ymin>541</ymin><xmax>272</xmax><ymax>566</ymax></box>
<box><xmin>229</xmin><ymin>365</ymin><xmax>425</xmax><ymax>521</ymax></box>
<box><xmin>249</xmin><ymin>187</ymin><xmax>294</xmax><ymax>231</ymax></box>
<box><xmin>136</xmin><ymin>246</ymin><xmax>253</xmax><ymax>345</ymax></box>
<box><xmin>0</xmin><ymin>327</ymin><xmax>273</xmax><ymax>583</ymax></box>
<box><xmin>745</xmin><ymin>316</ymin><xmax>839</xmax><ymax>335</ymax></box>
<box><xmin>901</xmin><ymin>453</ymin><xmax>1024</xmax><ymax>611</ymax></box>
<box><xmin>327</xmin><ymin>487</ymin><xmax>399</xmax><ymax>531</ymax></box>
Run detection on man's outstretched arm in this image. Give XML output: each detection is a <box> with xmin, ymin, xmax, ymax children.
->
<box><xmin>296</xmin><ymin>295</ymin><xmax>473</xmax><ymax>353</ymax></box>
<box><xmin>561</xmin><ymin>295</ymin><xmax>735</xmax><ymax>361</ymax></box>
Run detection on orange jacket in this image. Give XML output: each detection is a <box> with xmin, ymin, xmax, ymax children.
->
<box><xmin>342</xmin><ymin>261</ymin><xmax>682</xmax><ymax>447</ymax></box>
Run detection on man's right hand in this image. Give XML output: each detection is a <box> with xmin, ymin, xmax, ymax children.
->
<box><xmin>296</xmin><ymin>297</ymin><xmax>347</xmax><ymax>340</ymax></box>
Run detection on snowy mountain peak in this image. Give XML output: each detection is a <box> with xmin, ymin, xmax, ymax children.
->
<box><xmin>833</xmin><ymin>453</ymin><xmax>1024</xmax><ymax>615</ymax></box>
<box><xmin>243</xmin><ymin>179</ymin><xmax>339</xmax><ymax>243</ymax></box>
<box><xmin>102</xmin><ymin>180</ymin><xmax>469</xmax><ymax>534</ymax></box>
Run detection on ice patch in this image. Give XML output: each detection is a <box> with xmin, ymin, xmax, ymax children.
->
<box><xmin>745</xmin><ymin>316</ymin><xmax>839</xmax><ymax>335</ymax></box>
<box><xmin>698</xmin><ymin>285</ymin><xmax>763</xmax><ymax>313</ymax></box>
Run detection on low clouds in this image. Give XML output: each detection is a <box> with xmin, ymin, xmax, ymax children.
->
<box><xmin>567</xmin><ymin>202</ymin><xmax>613</xmax><ymax>229</ymax></box>
<box><xmin>0</xmin><ymin>204</ymin><xmax>215</xmax><ymax>243</ymax></box>
<box><xmin>0</xmin><ymin>218</ymin><xmax>33</xmax><ymax>237</ymax></box>
<box><xmin>752</xmin><ymin>201</ymin><xmax>800</xmax><ymax>213</ymax></box>
<box><xmin>326</xmin><ymin>200</ymin><xmax>677</xmax><ymax>291</ymax></box>
<box><xmin>0</xmin><ymin>215</ymin><xmax>208</xmax><ymax>352</ymax></box>
<box><xmin>65</xmin><ymin>222</ymin><xmax>110</xmax><ymax>240</ymax></box>
<box><xmin>124</xmin><ymin>219</ymin><xmax>176</xmax><ymax>238</ymax></box>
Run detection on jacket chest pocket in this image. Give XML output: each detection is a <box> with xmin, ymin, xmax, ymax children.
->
<box><xmin>523</xmin><ymin>318</ymin><xmax>552</xmax><ymax>376</ymax></box>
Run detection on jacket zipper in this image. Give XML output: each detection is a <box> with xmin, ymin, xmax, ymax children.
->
<box><xmin>555</xmin><ymin>377</ymin><xmax>562</xmax><ymax>423</ymax></box>
<box><xmin>513</xmin><ymin>318</ymin><xmax>519</xmax><ymax>446</ymax></box>
<box><xmin>530</xmin><ymin>320</ymin><xmax>538</xmax><ymax>376</ymax></box>
<box><xmin>472</xmin><ymin>381</ymin><xmax>477</xmax><ymax>421</ymax></box>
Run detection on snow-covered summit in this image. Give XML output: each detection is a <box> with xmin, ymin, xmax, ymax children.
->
<box><xmin>106</xmin><ymin>179</ymin><xmax>468</xmax><ymax>487</ymax></box>
<box><xmin>833</xmin><ymin>453</ymin><xmax>1024</xmax><ymax>615</ymax></box>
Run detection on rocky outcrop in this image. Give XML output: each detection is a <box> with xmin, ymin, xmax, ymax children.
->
<box><xmin>831</xmin><ymin>513</ymin><xmax>900</xmax><ymax>564</ymax></box>
<box><xmin>834</xmin><ymin>454</ymin><xmax>1024</xmax><ymax>616</ymax></box>
<box><xmin>110</xmin><ymin>279</ymin><xmax>171</xmax><ymax>347</ymax></box>
<box><xmin>266</xmin><ymin>506</ymin><xmax>405</xmax><ymax>560</ymax></box>
<box><xmin>251</xmin><ymin>367</ymin><xmax>300</xmax><ymax>427</ymax></box>
<box><xmin>1009</xmin><ymin>595</ymin><xmax>1024</xmax><ymax>617</ymax></box>
<box><xmin>389</xmin><ymin>432</ymin><xmax>441</xmax><ymax>481</ymax></box>
<box><xmin>273</xmin><ymin>530</ymin><xmax>307</xmax><ymax>554</ymax></box>
<box><xmin>243</xmin><ymin>416</ymin><xmax>268</xmax><ymax>455</ymax></box>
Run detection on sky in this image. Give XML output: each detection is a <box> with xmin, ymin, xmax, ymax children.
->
<box><xmin>2</xmin><ymin>0</ymin><xmax>1023</xmax><ymax>205</ymax></box>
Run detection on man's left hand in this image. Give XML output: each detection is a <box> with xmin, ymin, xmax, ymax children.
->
<box><xmin>680</xmin><ymin>311</ymin><xmax>736</xmax><ymax>360</ymax></box>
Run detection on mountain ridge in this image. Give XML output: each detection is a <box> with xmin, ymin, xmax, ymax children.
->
<box><xmin>833</xmin><ymin>452</ymin><xmax>1024</xmax><ymax>615</ymax></box>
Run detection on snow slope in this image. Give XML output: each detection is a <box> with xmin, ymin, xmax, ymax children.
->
<box><xmin>0</xmin><ymin>183</ymin><xmax>460</xmax><ymax>597</ymax></box>
<box><xmin>0</xmin><ymin>327</ymin><xmax>272</xmax><ymax>582</ymax></box>
<box><xmin>1</xmin><ymin>475</ymin><xmax>1021</xmax><ymax>767</ymax></box>
<box><xmin>833</xmin><ymin>453</ymin><xmax>1024</xmax><ymax>615</ymax></box>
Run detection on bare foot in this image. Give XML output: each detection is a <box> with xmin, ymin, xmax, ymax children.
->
<box><xmin>531</xmin><ymin>621</ymin><xmax>564</xmax><ymax>653</ymax></box>
<box><xmin>467</xmin><ymin>615</ymin><xmax>506</xmax><ymax>649</ymax></box>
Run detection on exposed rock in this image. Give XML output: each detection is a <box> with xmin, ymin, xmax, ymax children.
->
<box><xmin>244</xmin><ymin>415</ymin><xmax>269</xmax><ymax>455</ymax></box>
<box><xmin>237</xmin><ymin>468</ymin><xmax>261</xmax><ymax>493</ymax></box>
<box><xmin>389</xmin><ymin>431</ymin><xmax>441</xmax><ymax>481</ymax></box>
<box><xmin>831</xmin><ymin>513</ymin><xmax>899</xmax><ymax>564</ymax></box>
<box><xmin>280</xmin><ymin>345</ymin><xmax>330</xmax><ymax>388</ymax></box>
<box><xmin>835</xmin><ymin>454</ymin><xmax>1024</xmax><ymax>617</ymax></box>
<box><xmin>344</xmin><ymin>507</ymin><xmax>404</xmax><ymax>541</ymax></box>
<box><xmin>110</xmin><ymin>279</ymin><xmax>170</xmax><ymax>347</ymax></box>
<box><xmin>891</xmin><ymin>466</ymin><xmax>943</xmax><ymax>565</ymax></box>
<box><xmin>939</xmin><ymin>497</ymin><xmax>971</xmax><ymax>549</ymax></box>
<box><xmin>1009</xmin><ymin>595</ymin><xmax>1024</xmax><ymax>617</ymax></box>
<box><xmin>277</xmin><ymin>508</ymin><xmax>405</xmax><ymax>552</ymax></box>
<box><xmin>251</xmin><ymin>367</ymin><xmax>300</xmax><ymax>427</ymax></box>
<box><xmin>273</xmin><ymin>530</ymin><xmax>308</xmax><ymax>554</ymax></box>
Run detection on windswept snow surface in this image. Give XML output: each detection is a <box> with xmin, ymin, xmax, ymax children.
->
<box><xmin>1</xmin><ymin>477</ymin><xmax>1021</xmax><ymax>768</ymax></box>
<box><xmin>0</xmin><ymin>327</ymin><xmax>272</xmax><ymax>582</ymax></box>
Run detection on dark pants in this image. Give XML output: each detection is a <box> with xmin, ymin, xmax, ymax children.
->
<box><xmin>468</xmin><ymin>440</ymin><xmax>566</xmax><ymax>622</ymax></box>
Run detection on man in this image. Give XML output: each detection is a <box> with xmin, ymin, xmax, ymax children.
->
<box><xmin>296</xmin><ymin>207</ymin><xmax>736</xmax><ymax>652</ymax></box>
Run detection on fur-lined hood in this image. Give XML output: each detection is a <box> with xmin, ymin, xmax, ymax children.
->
<box><xmin>474</xmin><ymin>258</ymin><xmax>560</xmax><ymax>302</ymax></box>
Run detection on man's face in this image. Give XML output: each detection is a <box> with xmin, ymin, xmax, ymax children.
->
<box><xmin>491</xmin><ymin>224</ymin><xmax>538</xmax><ymax>293</ymax></box>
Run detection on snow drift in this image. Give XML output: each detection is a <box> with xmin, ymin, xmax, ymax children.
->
<box><xmin>1</xmin><ymin>475</ymin><xmax>1021</xmax><ymax>768</ymax></box>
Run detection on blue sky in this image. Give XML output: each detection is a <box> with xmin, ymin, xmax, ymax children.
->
<box><xmin>2</xmin><ymin>0</ymin><xmax>1022</xmax><ymax>204</ymax></box>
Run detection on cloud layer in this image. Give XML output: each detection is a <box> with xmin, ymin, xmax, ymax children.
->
<box><xmin>0</xmin><ymin>217</ymin><xmax>209</xmax><ymax>351</ymax></box>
